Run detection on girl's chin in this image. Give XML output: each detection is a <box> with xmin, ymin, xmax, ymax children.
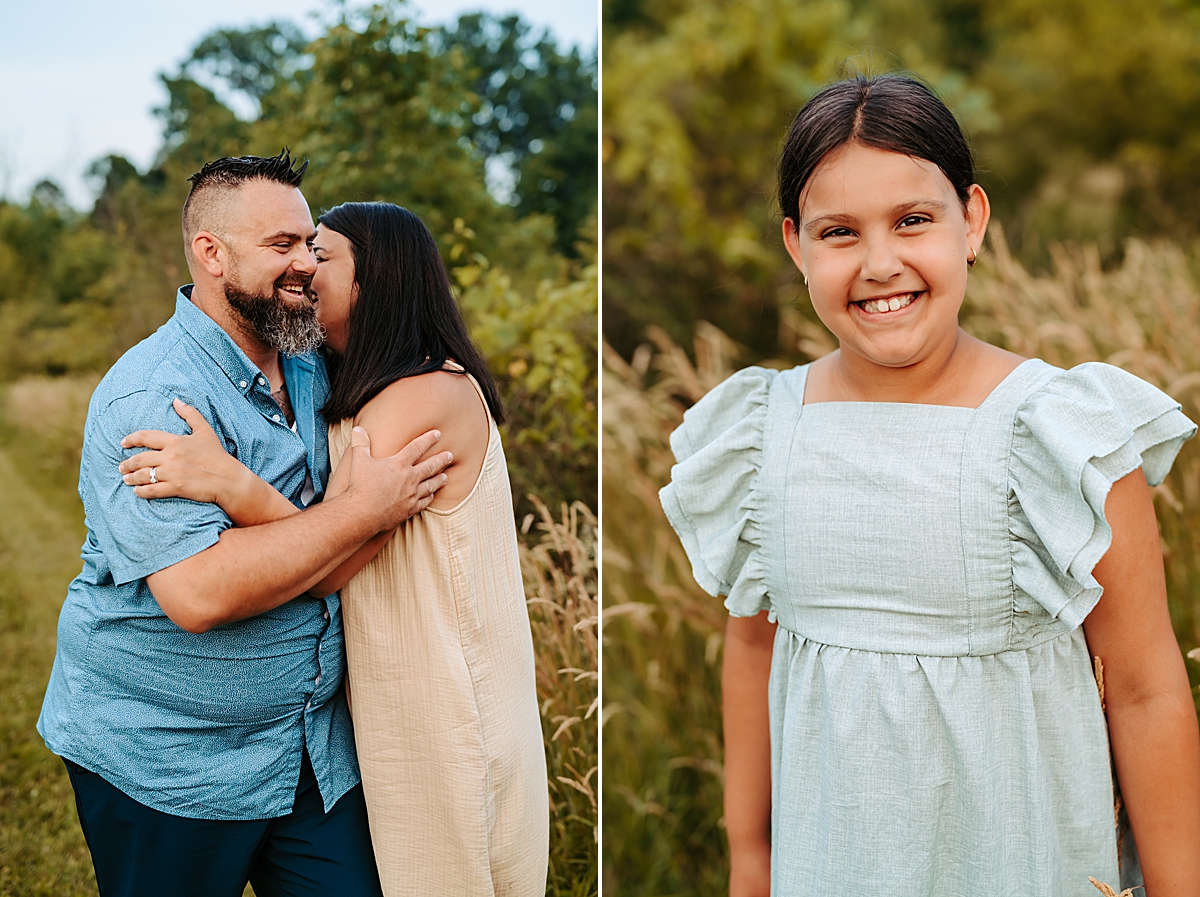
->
<box><xmin>840</xmin><ymin>333</ymin><xmax>948</xmax><ymax>370</ymax></box>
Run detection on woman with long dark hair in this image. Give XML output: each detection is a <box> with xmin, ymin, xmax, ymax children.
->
<box><xmin>120</xmin><ymin>202</ymin><xmax>549</xmax><ymax>896</ymax></box>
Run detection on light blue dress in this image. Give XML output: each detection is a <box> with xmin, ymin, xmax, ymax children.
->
<box><xmin>660</xmin><ymin>358</ymin><xmax>1195</xmax><ymax>896</ymax></box>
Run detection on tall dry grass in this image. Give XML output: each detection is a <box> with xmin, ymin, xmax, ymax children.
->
<box><xmin>521</xmin><ymin>499</ymin><xmax>599</xmax><ymax>896</ymax></box>
<box><xmin>0</xmin><ymin>376</ymin><xmax>597</xmax><ymax>897</ymax></box>
<box><xmin>601</xmin><ymin>233</ymin><xmax>1200</xmax><ymax>894</ymax></box>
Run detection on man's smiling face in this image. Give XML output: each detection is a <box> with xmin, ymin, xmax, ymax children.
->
<box><xmin>218</xmin><ymin>180</ymin><xmax>323</xmax><ymax>354</ymax></box>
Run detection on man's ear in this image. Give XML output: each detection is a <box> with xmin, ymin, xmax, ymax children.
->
<box><xmin>191</xmin><ymin>232</ymin><xmax>226</xmax><ymax>278</ymax></box>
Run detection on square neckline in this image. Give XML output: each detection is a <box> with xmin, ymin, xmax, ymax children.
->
<box><xmin>799</xmin><ymin>357</ymin><xmax>1040</xmax><ymax>412</ymax></box>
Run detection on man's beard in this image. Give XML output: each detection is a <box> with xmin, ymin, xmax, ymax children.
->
<box><xmin>225</xmin><ymin>275</ymin><xmax>325</xmax><ymax>357</ymax></box>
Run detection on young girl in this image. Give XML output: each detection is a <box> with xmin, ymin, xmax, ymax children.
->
<box><xmin>659</xmin><ymin>75</ymin><xmax>1200</xmax><ymax>896</ymax></box>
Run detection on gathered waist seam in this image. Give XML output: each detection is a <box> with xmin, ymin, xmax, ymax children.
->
<box><xmin>774</xmin><ymin>619</ymin><xmax>1076</xmax><ymax>659</ymax></box>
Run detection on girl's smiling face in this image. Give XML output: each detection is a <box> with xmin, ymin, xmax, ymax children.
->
<box><xmin>311</xmin><ymin>223</ymin><xmax>359</xmax><ymax>354</ymax></box>
<box><xmin>783</xmin><ymin>142</ymin><xmax>989</xmax><ymax>371</ymax></box>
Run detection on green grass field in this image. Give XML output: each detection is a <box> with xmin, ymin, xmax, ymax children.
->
<box><xmin>0</xmin><ymin>382</ymin><xmax>97</xmax><ymax>895</ymax></box>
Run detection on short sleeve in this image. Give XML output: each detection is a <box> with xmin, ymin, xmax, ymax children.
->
<box><xmin>83</xmin><ymin>390</ymin><xmax>231</xmax><ymax>586</ymax></box>
<box><xmin>659</xmin><ymin>367</ymin><xmax>776</xmax><ymax>617</ymax></box>
<box><xmin>1010</xmin><ymin>362</ymin><xmax>1196</xmax><ymax>627</ymax></box>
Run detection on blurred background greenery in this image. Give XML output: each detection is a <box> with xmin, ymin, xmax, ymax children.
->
<box><xmin>0</xmin><ymin>2</ymin><xmax>597</xmax><ymax>895</ymax></box>
<box><xmin>601</xmin><ymin>0</ymin><xmax>1200</xmax><ymax>893</ymax></box>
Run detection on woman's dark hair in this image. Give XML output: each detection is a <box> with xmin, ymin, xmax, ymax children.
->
<box><xmin>318</xmin><ymin>202</ymin><xmax>504</xmax><ymax>425</ymax></box>
<box><xmin>778</xmin><ymin>74</ymin><xmax>975</xmax><ymax>223</ymax></box>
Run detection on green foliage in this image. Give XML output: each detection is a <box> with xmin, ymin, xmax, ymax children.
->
<box><xmin>0</xmin><ymin>0</ymin><xmax>597</xmax><ymax>518</ymax></box>
<box><xmin>262</xmin><ymin>6</ymin><xmax>497</xmax><ymax>243</ymax></box>
<box><xmin>431</xmin><ymin>13</ymin><xmax>599</xmax><ymax>255</ymax></box>
<box><xmin>182</xmin><ymin>21</ymin><xmax>311</xmax><ymax>108</ymax></box>
<box><xmin>603</xmin><ymin>0</ymin><xmax>867</xmax><ymax>358</ymax></box>
<box><xmin>452</xmin><ymin>218</ymin><xmax>598</xmax><ymax>516</ymax></box>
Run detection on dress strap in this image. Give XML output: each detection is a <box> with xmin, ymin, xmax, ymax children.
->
<box><xmin>974</xmin><ymin>358</ymin><xmax>1059</xmax><ymax>416</ymax></box>
<box><xmin>441</xmin><ymin>360</ymin><xmax>493</xmax><ymax>425</ymax></box>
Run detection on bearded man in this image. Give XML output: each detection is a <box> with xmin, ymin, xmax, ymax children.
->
<box><xmin>37</xmin><ymin>151</ymin><xmax>442</xmax><ymax>896</ymax></box>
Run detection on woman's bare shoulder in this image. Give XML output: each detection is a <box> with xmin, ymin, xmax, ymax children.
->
<box><xmin>370</xmin><ymin>368</ymin><xmax>478</xmax><ymax>405</ymax></box>
<box><xmin>355</xmin><ymin>370</ymin><xmax>488</xmax><ymax>464</ymax></box>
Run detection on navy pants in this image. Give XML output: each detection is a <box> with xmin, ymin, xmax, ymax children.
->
<box><xmin>64</xmin><ymin>751</ymin><xmax>383</xmax><ymax>897</ymax></box>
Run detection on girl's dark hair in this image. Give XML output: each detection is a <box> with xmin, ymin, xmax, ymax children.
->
<box><xmin>778</xmin><ymin>74</ymin><xmax>975</xmax><ymax>223</ymax></box>
<box><xmin>318</xmin><ymin>202</ymin><xmax>504</xmax><ymax>425</ymax></box>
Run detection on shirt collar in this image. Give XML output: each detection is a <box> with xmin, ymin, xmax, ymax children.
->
<box><xmin>174</xmin><ymin>285</ymin><xmax>269</xmax><ymax>397</ymax></box>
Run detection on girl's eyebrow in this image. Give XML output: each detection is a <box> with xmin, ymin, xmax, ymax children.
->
<box><xmin>892</xmin><ymin>199</ymin><xmax>948</xmax><ymax>216</ymax></box>
<box><xmin>802</xmin><ymin>213</ymin><xmax>854</xmax><ymax>235</ymax></box>
<box><xmin>802</xmin><ymin>198</ymin><xmax>949</xmax><ymax>234</ymax></box>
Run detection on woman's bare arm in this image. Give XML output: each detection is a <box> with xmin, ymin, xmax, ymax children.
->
<box><xmin>121</xmin><ymin>399</ymin><xmax>300</xmax><ymax>527</ymax></box>
<box><xmin>724</xmin><ymin>610</ymin><xmax>776</xmax><ymax>897</ymax></box>
<box><xmin>120</xmin><ymin>399</ymin><xmax>449</xmax><ymax>598</ymax></box>
<box><xmin>305</xmin><ymin>446</ymin><xmax>392</xmax><ymax>596</ymax></box>
<box><xmin>1086</xmin><ymin>469</ymin><xmax>1200</xmax><ymax>897</ymax></box>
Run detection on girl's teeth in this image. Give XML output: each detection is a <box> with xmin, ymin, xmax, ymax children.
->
<box><xmin>861</xmin><ymin>293</ymin><xmax>915</xmax><ymax>314</ymax></box>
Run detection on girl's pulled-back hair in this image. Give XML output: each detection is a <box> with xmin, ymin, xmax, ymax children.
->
<box><xmin>778</xmin><ymin>74</ymin><xmax>975</xmax><ymax>223</ymax></box>
<box><xmin>318</xmin><ymin>201</ymin><xmax>504</xmax><ymax>425</ymax></box>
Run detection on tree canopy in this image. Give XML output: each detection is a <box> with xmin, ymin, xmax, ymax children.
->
<box><xmin>0</xmin><ymin>0</ymin><xmax>598</xmax><ymax>516</ymax></box>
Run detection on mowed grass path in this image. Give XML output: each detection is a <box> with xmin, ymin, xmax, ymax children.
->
<box><xmin>0</xmin><ymin>437</ymin><xmax>95</xmax><ymax>895</ymax></box>
<box><xmin>0</xmin><ymin>419</ymin><xmax>261</xmax><ymax>897</ymax></box>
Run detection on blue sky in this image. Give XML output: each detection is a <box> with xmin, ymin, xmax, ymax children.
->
<box><xmin>0</xmin><ymin>0</ymin><xmax>598</xmax><ymax>208</ymax></box>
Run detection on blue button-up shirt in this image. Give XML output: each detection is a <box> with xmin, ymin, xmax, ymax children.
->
<box><xmin>38</xmin><ymin>287</ymin><xmax>358</xmax><ymax>820</ymax></box>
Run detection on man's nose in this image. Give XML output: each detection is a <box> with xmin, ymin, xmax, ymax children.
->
<box><xmin>292</xmin><ymin>244</ymin><xmax>318</xmax><ymax>276</ymax></box>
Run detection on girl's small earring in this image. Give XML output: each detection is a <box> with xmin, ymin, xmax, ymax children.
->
<box><xmin>967</xmin><ymin>246</ymin><xmax>978</xmax><ymax>268</ymax></box>
<box><xmin>803</xmin><ymin>274</ymin><xmax>809</xmax><ymax>286</ymax></box>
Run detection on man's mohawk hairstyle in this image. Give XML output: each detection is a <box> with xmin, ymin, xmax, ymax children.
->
<box><xmin>187</xmin><ymin>148</ymin><xmax>308</xmax><ymax>192</ymax></box>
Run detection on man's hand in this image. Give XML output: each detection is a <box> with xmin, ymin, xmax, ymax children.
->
<box><xmin>339</xmin><ymin>427</ymin><xmax>452</xmax><ymax>532</ymax></box>
<box><xmin>145</xmin><ymin>428</ymin><xmax>451</xmax><ymax>633</ymax></box>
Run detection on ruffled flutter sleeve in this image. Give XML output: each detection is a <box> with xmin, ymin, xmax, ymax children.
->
<box><xmin>1010</xmin><ymin>362</ymin><xmax>1196</xmax><ymax>627</ymax></box>
<box><xmin>659</xmin><ymin>367</ymin><xmax>776</xmax><ymax>617</ymax></box>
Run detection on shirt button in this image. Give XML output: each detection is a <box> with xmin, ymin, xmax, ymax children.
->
<box><xmin>258</xmin><ymin>376</ymin><xmax>266</xmax><ymax>386</ymax></box>
<box><xmin>239</xmin><ymin>380</ymin><xmax>247</xmax><ymax>388</ymax></box>
<box><xmin>304</xmin><ymin>700</ymin><xmax>311</xmax><ymax>711</ymax></box>
<box><xmin>272</xmin><ymin>414</ymin><xmax>281</xmax><ymax>422</ymax></box>
<box><xmin>323</xmin><ymin>610</ymin><xmax>330</xmax><ymax>620</ymax></box>
<box><xmin>315</xmin><ymin>673</ymin><xmax>322</xmax><ymax>687</ymax></box>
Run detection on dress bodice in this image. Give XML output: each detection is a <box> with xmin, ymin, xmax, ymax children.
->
<box><xmin>761</xmin><ymin>360</ymin><xmax>1063</xmax><ymax>655</ymax></box>
<box><xmin>662</xmin><ymin>358</ymin><xmax>1195</xmax><ymax>656</ymax></box>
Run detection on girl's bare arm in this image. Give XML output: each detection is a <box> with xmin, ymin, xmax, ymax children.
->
<box><xmin>723</xmin><ymin>610</ymin><xmax>777</xmax><ymax>897</ymax></box>
<box><xmin>1087</xmin><ymin>469</ymin><xmax>1200</xmax><ymax>897</ymax></box>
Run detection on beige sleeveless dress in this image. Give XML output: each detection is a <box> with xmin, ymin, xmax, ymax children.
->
<box><xmin>327</xmin><ymin>372</ymin><xmax>549</xmax><ymax>897</ymax></box>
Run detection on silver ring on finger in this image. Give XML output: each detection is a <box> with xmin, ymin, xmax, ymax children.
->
<box><xmin>150</xmin><ymin>467</ymin><xmax>158</xmax><ymax>485</ymax></box>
